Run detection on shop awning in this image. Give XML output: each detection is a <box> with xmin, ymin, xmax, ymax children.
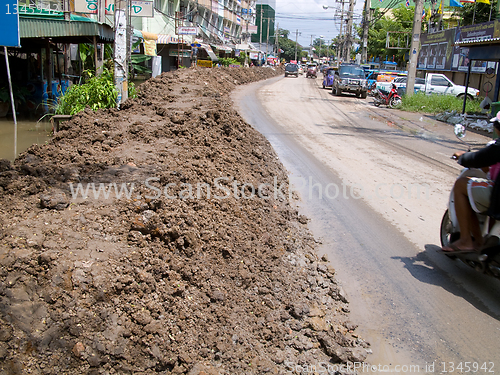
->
<box><xmin>212</xmin><ymin>44</ymin><xmax>232</xmax><ymax>52</ymax></box>
<box><xmin>197</xmin><ymin>43</ymin><xmax>218</xmax><ymax>61</ymax></box>
<box><xmin>235</xmin><ymin>43</ymin><xmax>254</xmax><ymax>50</ymax></box>
<box><xmin>20</xmin><ymin>14</ymin><xmax>114</xmax><ymax>42</ymax></box>
<box><xmin>206</xmin><ymin>50</ymin><xmax>219</xmax><ymax>61</ymax></box>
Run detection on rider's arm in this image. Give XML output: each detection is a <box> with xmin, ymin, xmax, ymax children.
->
<box><xmin>458</xmin><ymin>141</ymin><xmax>500</xmax><ymax>168</ymax></box>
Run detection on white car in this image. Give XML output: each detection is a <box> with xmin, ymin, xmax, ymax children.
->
<box><xmin>376</xmin><ymin>77</ymin><xmax>425</xmax><ymax>94</ymax></box>
<box><xmin>377</xmin><ymin>74</ymin><xmax>479</xmax><ymax>98</ymax></box>
<box><xmin>297</xmin><ymin>65</ymin><xmax>304</xmax><ymax>75</ymax></box>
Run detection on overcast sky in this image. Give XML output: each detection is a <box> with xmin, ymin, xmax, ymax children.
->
<box><xmin>274</xmin><ymin>0</ymin><xmax>367</xmax><ymax>47</ymax></box>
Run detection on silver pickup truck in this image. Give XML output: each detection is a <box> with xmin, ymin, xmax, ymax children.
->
<box><xmin>332</xmin><ymin>64</ymin><xmax>368</xmax><ymax>99</ymax></box>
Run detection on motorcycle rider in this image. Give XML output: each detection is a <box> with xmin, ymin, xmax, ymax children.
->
<box><xmin>443</xmin><ymin>111</ymin><xmax>500</xmax><ymax>252</ymax></box>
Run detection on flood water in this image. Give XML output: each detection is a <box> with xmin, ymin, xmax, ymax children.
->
<box><xmin>0</xmin><ymin>118</ymin><xmax>53</xmax><ymax>161</ymax></box>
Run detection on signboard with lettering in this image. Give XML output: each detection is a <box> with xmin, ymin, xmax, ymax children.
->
<box><xmin>452</xmin><ymin>21</ymin><xmax>496</xmax><ymax>73</ymax></box>
<box><xmin>417</xmin><ymin>29</ymin><xmax>454</xmax><ymax>71</ymax></box>
<box><xmin>177</xmin><ymin>26</ymin><xmax>198</xmax><ymax>35</ymax></box>
<box><xmin>197</xmin><ymin>60</ymin><xmax>213</xmax><ymax>68</ymax></box>
<box><xmin>1</xmin><ymin>3</ymin><xmax>20</xmax><ymax>47</ymax></box>
<box><xmin>169</xmin><ymin>50</ymin><xmax>191</xmax><ymax>57</ymax></box>
<box><xmin>75</xmin><ymin>0</ymin><xmax>98</xmax><ymax>13</ymax></box>
<box><xmin>74</xmin><ymin>0</ymin><xmax>153</xmax><ymax>17</ymax></box>
<box><xmin>417</xmin><ymin>20</ymin><xmax>500</xmax><ymax>73</ymax></box>
<box><xmin>247</xmin><ymin>25</ymin><xmax>258</xmax><ymax>34</ymax></box>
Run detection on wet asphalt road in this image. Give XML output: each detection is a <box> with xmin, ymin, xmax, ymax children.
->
<box><xmin>234</xmin><ymin>74</ymin><xmax>500</xmax><ymax>371</ymax></box>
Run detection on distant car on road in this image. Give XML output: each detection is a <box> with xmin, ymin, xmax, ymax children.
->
<box><xmin>306</xmin><ymin>64</ymin><xmax>318</xmax><ymax>78</ymax></box>
<box><xmin>284</xmin><ymin>63</ymin><xmax>299</xmax><ymax>77</ymax></box>
<box><xmin>298</xmin><ymin>65</ymin><xmax>304</xmax><ymax>75</ymax></box>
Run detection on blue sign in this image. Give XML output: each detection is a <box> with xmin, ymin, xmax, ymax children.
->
<box><xmin>1</xmin><ymin>2</ymin><xmax>21</xmax><ymax>47</ymax></box>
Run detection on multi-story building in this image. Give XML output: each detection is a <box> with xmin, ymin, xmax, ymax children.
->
<box><xmin>251</xmin><ymin>0</ymin><xmax>275</xmax><ymax>54</ymax></box>
<box><xmin>131</xmin><ymin>0</ymin><xmax>257</xmax><ymax>70</ymax></box>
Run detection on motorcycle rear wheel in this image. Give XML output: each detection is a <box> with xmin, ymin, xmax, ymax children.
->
<box><xmin>440</xmin><ymin>210</ymin><xmax>460</xmax><ymax>258</ymax></box>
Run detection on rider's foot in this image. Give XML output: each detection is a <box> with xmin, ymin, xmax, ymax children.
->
<box><xmin>442</xmin><ymin>240</ymin><xmax>476</xmax><ymax>252</ymax></box>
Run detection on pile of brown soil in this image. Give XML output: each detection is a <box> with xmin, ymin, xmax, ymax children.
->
<box><xmin>0</xmin><ymin>66</ymin><xmax>369</xmax><ymax>374</ymax></box>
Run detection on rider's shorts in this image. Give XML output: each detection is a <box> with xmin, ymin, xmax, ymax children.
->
<box><xmin>467</xmin><ymin>177</ymin><xmax>494</xmax><ymax>213</ymax></box>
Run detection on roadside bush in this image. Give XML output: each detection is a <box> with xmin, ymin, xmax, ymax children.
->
<box><xmin>218</xmin><ymin>57</ymin><xmax>241</xmax><ymax>67</ymax></box>
<box><xmin>55</xmin><ymin>69</ymin><xmax>117</xmax><ymax>115</ymax></box>
<box><xmin>54</xmin><ymin>67</ymin><xmax>138</xmax><ymax>116</ymax></box>
<box><xmin>399</xmin><ymin>91</ymin><xmax>481</xmax><ymax>114</ymax></box>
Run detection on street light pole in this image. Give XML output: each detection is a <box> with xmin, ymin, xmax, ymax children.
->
<box><xmin>323</xmin><ymin>4</ymin><xmax>343</xmax><ymax>62</ymax></box>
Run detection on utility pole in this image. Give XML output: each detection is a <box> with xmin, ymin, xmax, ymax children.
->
<box><xmin>345</xmin><ymin>0</ymin><xmax>355</xmax><ymax>63</ymax></box>
<box><xmin>295</xmin><ymin>29</ymin><xmax>299</xmax><ymax>62</ymax></box>
<box><xmin>310</xmin><ymin>34</ymin><xmax>314</xmax><ymax>61</ymax></box>
<box><xmin>406</xmin><ymin>0</ymin><xmax>424</xmax><ymax>97</ymax></box>
<box><xmin>319</xmin><ymin>37</ymin><xmax>322</xmax><ymax>61</ymax></box>
<box><xmin>266</xmin><ymin>14</ymin><xmax>270</xmax><ymax>64</ymax></box>
<box><xmin>276</xmin><ymin>23</ymin><xmax>280</xmax><ymax>63</ymax></box>
<box><xmin>361</xmin><ymin>0</ymin><xmax>370</xmax><ymax>64</ymax></box>
<box><xmin>259</xmin><ymin>7</ymin><xmax>263</xmax><ymax>65</ymax></box>
<box><xmin>96</xmin><ymin>0</ymin><xmax>105</xmax><ymax>75</ymax></box>
<box><xmin>339</xmin><ymin>0</ymin><xmax>345</xmax><ymax>62</ymax></box>
<box><xmin>114</xmin><ymin>0</ymin><xmax>129</xmax><ymax>107</ymax></box>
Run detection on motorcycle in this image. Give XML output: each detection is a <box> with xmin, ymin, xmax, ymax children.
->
<box><xmin>372</xmin><ymin>83</ymin><xmax>402</xmax><ymax>108</ymax></box>
<box><xmin>439</xmin><ymin>124</ymin><xmax>500</xmax><ymax>279</ymax></box>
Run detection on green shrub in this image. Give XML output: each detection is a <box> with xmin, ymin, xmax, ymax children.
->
<box><xmin>399</xmin><ymin>91</ymin><xmax>481</xmax><ymax>114</ymax></box>
<box><xmin>54</xmin><ymin>68</ymin><xmax>139</xmax><ymax>116</ymax></box>
<box><xmin>55</xmin><ymin>69</ymin><xmax>117</xmax><ymax>115</ymax></box>
<box><xmin>218</xmin><ymin>57</ymin><xmax>241</xmax><ymax>67</ymax></box>
<box><xmin>236</xmin><ymin>52</ymin><xmax>247</xmax><ymax>65</ymax></box>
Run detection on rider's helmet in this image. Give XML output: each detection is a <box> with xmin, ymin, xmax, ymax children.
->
<box><xmin>490</xmin><ymin>111</ymin><xmax>500</xmax><ymax>130</ymax></box>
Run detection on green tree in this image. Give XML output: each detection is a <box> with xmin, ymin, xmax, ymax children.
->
<box><xmin>356</xmin><ymin>5</ymin><xmax>419</xmax><ymax>67</ymax></box>
<box><xmin>276</xmin><ymin>28</ymin><xmax>303</xmax><ymax>62</ymax></box>
<box><xmin>458</xmin><ymin>0</ymin><xmax>497</xmax><ymax>25</ymax></box>
<box><xmin>313</xmin><ymin>38</ymin><xmax>335</xmax><ymax>60</ymax></box>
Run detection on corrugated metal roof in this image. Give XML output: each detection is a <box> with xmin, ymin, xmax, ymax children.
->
<box><xmin>454</xmin><ymin>37</ymin><xmax>500</xmax><ymax>46</ymax></box>
<box><xmin>20</xmin><ymin>17</ymin><xmax>114</xmax><ymax>41</ymax></box>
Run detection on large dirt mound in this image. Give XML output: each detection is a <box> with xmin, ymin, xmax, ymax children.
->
<box><xmin>0</xmin><ymin>67</ymin><xmax>370</xmax><ymax>374</ymax></box>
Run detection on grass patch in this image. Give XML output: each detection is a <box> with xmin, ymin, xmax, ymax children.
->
<box><xmin>399</xmin><ymin>92</ymin><xmax>482</xmax><ymax>115</ymax></box>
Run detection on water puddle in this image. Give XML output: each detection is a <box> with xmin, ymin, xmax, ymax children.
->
<box><xmin>0</xmin><ymin>118</ymin><xmax>52</xmax><ymax>161</ymax></box>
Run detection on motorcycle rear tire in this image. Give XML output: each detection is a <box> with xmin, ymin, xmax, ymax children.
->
<box><xmin>440</xmin><ymin>209</ymin><xmax>460</xmax><ymax>255</ymax></box>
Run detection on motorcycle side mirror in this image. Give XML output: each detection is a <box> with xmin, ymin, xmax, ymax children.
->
<box><xmin>454</xmin><ymin>124</ymin><xmax>466</xmax><ymax>139</ymax></box>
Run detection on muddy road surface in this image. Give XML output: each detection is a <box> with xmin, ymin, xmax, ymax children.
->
<box><xmin>234</xmin><ymin>74</ymin><xmax>500</xmax><ymax>370</ymax></box>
